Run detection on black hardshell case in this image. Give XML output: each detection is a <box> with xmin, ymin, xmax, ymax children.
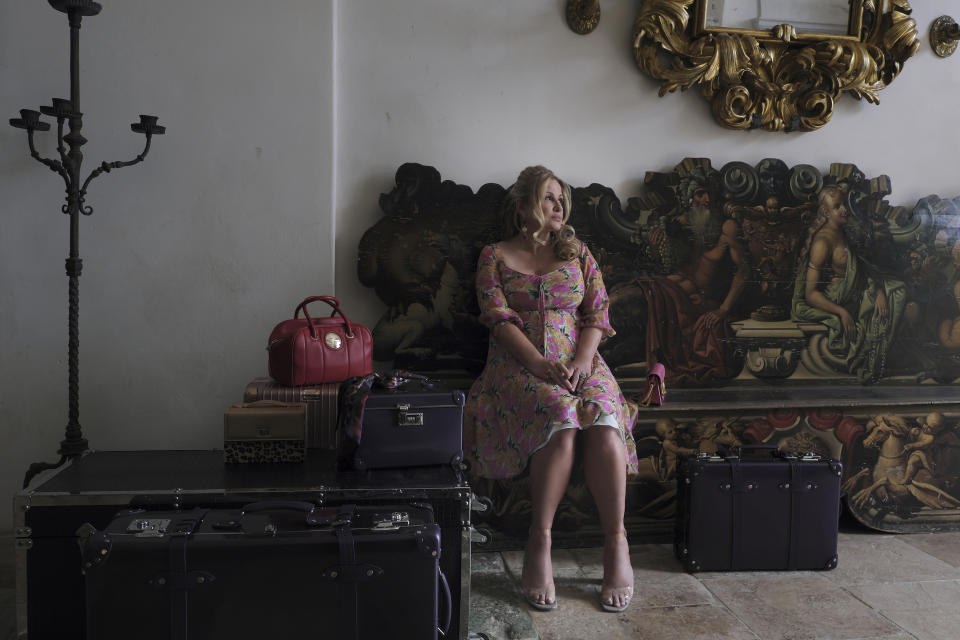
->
<box><xmin>675</xmin><ymin>446</ymin><xmax>843</xmax><ymax>572</ymax></box>
<box><xmin>349</xmin><ymin>385</ymin><xmax>465</xmax><ymax>471</ymax></box>
<box><xmin>83</xmin><ymin>502</ymin><xmax>449</xmax><ymax>640</ymax></box>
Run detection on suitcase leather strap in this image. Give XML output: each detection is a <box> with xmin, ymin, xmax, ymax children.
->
<box><xmin>335</xmin><ymin>504</ymin><xmax>361</xmax><ymax>640</ymax></box>
<box><xmin>788</xmin><ymin>459</ymin><xmax>802</xmax><ymax>571</ymax></box>
<box><xmin>729</xmin><ymin>457</ymin><xmax>805</xmax><ymax>571</ymax></box>
<box><xmin>728</xmin><ymin>460</ymin><xmax>744</xmax><ymax>569</ymax></box>
<box><xmin>167</xmin><ymin>508</ymin><xmax>209</xmax><ymax>640</ymax></box>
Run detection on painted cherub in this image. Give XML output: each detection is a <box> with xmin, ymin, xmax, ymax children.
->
<box><xmin>902</xmin><ymin>412</ymin><xmax>948</xmax><ymax>484</ymax></box>
<box><xmin>653</xmin><ymin>417</ymin><xmax>697</xmax><ymax>480</ymax></box>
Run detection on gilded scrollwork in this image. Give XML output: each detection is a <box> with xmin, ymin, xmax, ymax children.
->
<box><xmin>631</xmin><ymin>0</ymin><xmax>919</xmax><ymax>132</ymax></box>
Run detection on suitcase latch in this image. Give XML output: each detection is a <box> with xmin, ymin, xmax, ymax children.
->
<box><xmin>371</xmin><ymin>512</ymin><xmax>410</xmax><ymax>531</ymax></box>
<box><xmin>126</xmin><ymin>519</ymin><xmax>171</xmax><ymax>538</ymax></box>
<box><xmin>396</xmin><ymin>404</ymin><xmax>424</xmax><ymax>427</ymax></box>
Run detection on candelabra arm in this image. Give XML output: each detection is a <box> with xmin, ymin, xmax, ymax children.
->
<box><xmin>56</xmin><ymin>117</ymin><xmax>69</xmax><ymax>167</ymax></box>
<box><xmin>79</xmin><ymin>133</ymin><xmax>153</xmax><ymax>204</ymax></box>
<box><xmin>27</xmin><ymin>129</ymin><xmax>70</xmax><ymax>185</ymax></box>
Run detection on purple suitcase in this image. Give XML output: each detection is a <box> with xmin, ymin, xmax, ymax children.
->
<box><xmin>675</xmin><ymin>445</ymin><xmax>842</xmax><ymax>572</ymax></box>
<box><xmin>341</xmin><ymin>378</ymin><xmax>465</xmax><ymax>471</ymax></box>
<box><xmin>82</xmin><ymin>502</ymin><xmax>451</xmax><ymax>640</ymax></box>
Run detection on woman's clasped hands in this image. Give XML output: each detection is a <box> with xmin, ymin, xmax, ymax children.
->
<box><xmin>532</xmin><ymin>357</ymin><xmax>589</xmax><ymax>393</ymax></box>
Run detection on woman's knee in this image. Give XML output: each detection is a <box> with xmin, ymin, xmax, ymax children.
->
<box><xmin>583</xmin><ymin>426</ymin><xmax>626</xmax><ymax>458</ymax></box>
<box><xmin>532</xmin><ymin>427</ymin><xmax>577</xmax><ymax>462</ymax></box>
<box><xmin>549</xmin><ymin>428</ymin><xmax>577</xmax><ymax>455</ymax></box>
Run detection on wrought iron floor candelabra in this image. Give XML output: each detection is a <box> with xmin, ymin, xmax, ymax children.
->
<box><xmin>11</xmin><ymin>0</ymin><xmax>165</xmax><ymax>487</ymax></box>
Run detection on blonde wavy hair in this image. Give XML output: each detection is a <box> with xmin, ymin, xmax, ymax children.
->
<box><xmin>503</xmin><ymin>165</ymin><xmax>579</xmax><ymax>261</ymax></box>
<box><xmin>799</xmin><ymin>184</ymin><xmax>847</xmax><ymax>261</ymax></box>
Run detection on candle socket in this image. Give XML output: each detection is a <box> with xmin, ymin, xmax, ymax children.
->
<box><xmin>10</xmin><ymin>109</ymin><xmax>50</xmax><ymax>131</ymax></box>
<box><xmin>131</xmin><ymin>114</ymin><xmax>166</xmax><ymax>135</ymax></box>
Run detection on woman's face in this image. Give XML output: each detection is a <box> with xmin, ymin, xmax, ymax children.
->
<box><xmin>535</xmin><ymin>178</ymin><xmax>565</xmax><ymax>233</ymax></box>
<box><xmin>823</xmin><ymin>192</ymin><xmax>848</xmax><ymax>227</ymax></box>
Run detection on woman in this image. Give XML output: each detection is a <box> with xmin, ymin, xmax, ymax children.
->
<box><xmin>791</xmin><ymin>185</ymin><xmax>905</xmax><ymax>383</ymax></box>
<box><xmin>463</xmin><ymin>166</ymin><xmax>638</xmax><ymax>612</ymax></box>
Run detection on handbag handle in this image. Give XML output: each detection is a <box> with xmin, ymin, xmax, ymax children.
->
<box><xmin>293</xmin><ymin>296</ymin><xmax>356</xmax><ymax>341</ymax></box>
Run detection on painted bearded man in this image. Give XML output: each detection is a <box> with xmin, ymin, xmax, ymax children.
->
<box><xmin>604</xmin><ymin>169</ymin><xmax>750</xmax><ymax>386</ymax></box>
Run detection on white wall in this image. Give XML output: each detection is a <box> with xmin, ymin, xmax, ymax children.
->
<box><xmin>2</xmin><ymin>0</ymin><xmax>959</xmax><ymax>531</ymax></box>
<box><xmin>1</xmin><ymin>1</ymin><xmax>334</xmax><ymax>529</ymax></box>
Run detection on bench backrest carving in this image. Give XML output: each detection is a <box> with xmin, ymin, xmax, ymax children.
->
<box><xmin>358</xmin><ymin>160</ymin><xmax>960</xmax><ymax>388</ymax></box>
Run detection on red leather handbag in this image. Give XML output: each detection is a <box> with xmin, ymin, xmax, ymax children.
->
<box><xmin>267</xmin><ymin>296</ymin><xmax>373</xmax><ymax>386</ymax></box>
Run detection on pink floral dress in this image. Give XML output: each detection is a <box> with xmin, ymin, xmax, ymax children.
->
<box><xmin>463</xmin><ymin>242</ymin><xmax>639</xmax><ymax>478</ymax></box>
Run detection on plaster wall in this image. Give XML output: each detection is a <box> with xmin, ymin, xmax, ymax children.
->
<box><xmin>0</xmin><ymin>0</ymin><xmax>334</xmax><ymax>530</ymax></box>
<box><xmin>1</xmin><ymin>0</ymin><xmax>958</xmax><ymax>531</ymax></box>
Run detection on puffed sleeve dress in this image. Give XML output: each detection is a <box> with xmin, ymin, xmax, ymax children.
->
<box><xmin>463</xmin><ymin>241</ymin><xmax>639</xmax><ymax>478</ymax></box>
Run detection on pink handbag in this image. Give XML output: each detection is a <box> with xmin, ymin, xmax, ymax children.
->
<box><xmin>267</xmin><ymin>296</ymin><xmax>373</xmax><ymax>386</ymax></box>
<box><xmin>639</xmin><ymin>363</ymin><xmax>666</xmax><ymax>407</ymax></box>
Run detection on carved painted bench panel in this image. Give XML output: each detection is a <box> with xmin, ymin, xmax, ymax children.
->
<box><xmin>358</xmin><ymin>161</ymin><xmax>960</xmax><ymax>548</ymax></box>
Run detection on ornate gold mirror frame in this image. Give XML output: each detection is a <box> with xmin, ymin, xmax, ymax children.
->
<box><xmin>625</xmin><ymin>0</ymin><xmax>919</xmax><ymax>132</ymax></box>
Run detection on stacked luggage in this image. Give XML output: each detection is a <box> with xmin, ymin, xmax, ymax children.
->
<box><xmin>81</xmin><ymin>296</ymin><xmax>473</xmax><ymax>640</ymax></box>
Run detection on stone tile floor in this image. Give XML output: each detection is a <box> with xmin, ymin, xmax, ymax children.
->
<box><xmin>469</xmin><ymin>521</ymin><xmax>960</xmax><ymax>640</ymax></box>
<box><xmin>4</xmin><ymin>521</ymin><xmax>960</xmax><ymax>640</ymax></box>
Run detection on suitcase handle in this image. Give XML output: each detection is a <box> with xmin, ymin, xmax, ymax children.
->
<box><xmin>720</xmin><ymin>444</ymin><xmax>780</xmax><ymax>459</ymax></box>
<box><xmin>241</xmin><ymin>500</ymin><xmax>333</xmax><ymax>527</ymax></box>
<box><xmin>438</xmin><ymin>568</ymin><xmax>452</xmax><ymax>637</ymax></box>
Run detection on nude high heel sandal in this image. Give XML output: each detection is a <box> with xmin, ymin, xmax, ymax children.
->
<box><xmin>522</xmin><ymin>528</ymin><xmax>558</xmax><ymax>611</ymax></box>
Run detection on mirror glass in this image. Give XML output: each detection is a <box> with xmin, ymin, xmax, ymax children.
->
<box><xmin>705</xmin><ymin>0</ymin><xmax>851</xmax><ymax>35</ymax></box>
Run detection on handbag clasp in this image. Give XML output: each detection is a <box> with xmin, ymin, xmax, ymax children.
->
<box><xmin>323</xmin><ymin>332</ymin><xmax>342</xmax><ymax>349</ymax></box>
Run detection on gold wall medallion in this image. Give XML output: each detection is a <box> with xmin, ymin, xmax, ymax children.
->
<box><xmin>566</xmin><ymin>0</ymin><xmax>601</xmax><ymax>35</ymax></box>
<box><xmin>630</xmin><ymin>0</ymin><xmax>919</xmax><ymax>132</ymax></box>
<box><xmin>324</xmin><ymin>332</ymin><xmax>342</xmax><ymax>350</ymax></box>
<box><xmin>930</xmin><ymin>15</ymin><xmax>960</xmax><ymax>58</ymax></box>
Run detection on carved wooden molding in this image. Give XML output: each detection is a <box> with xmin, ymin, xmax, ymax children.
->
<box><xmin>630</xmin><ymin>0</ymin><xmax>919</xmax><ymax>131</ymax></box>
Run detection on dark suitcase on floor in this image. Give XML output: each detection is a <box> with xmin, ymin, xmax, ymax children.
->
<box><xmin>82</xmin><ymin>501</ymin><xmax>452</xmax><ymax>640</ymax></box>
<box><xmin>244</xmin><ymin>376</ymin><xmax>339</xmax><ymax>449</ymax></box>
<box><xmin>674</xmin><ymin>445</ymin><xmax>842</xmax><ymax>572</ymax></box>
<box><xmin>341</xmin><ymin>377</ymin><xmax>464</xmax><ymax>471</ymax></box>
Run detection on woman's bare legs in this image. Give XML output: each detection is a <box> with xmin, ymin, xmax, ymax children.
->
<box><xmin>583</xmin><ymin>425</ymin><xmax>633</xmax><ymax>610</ymax></box>
<box><xmin>523</xmin><ymin>428</ymin><xmax>577</xmax><ymax>607</ymax></box>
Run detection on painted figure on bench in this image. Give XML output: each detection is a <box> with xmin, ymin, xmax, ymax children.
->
<box><xmin>842</xmin><ymin>412</ymin><xmax>960</xmax><ymax>512</ymax></box>
<box><xmin>791</xmin><ymin>185</ymin><xmax>906</xmax><ymax>383</ymax></box>
<box><xmin>462</xmin><ymin>166</ymin><xmax>639</xmax><ymax>613</ymax></box>
<box><xmin>606</xmin><ymin>167</ymin><xmax>749</xmax><ymax>385</ymax></box>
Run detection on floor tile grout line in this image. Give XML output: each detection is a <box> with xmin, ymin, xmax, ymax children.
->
<box><xmin>831</xmin><ymin>577</ymin><xmax>960</xmax><ymax>588</ymax></box>
<box><xmin>694</xmin><ymin>577</ymin><xmax>765</xmax><ymax>640</ymax></box>
<box><xmin>838</xmin><ymin>585</ymin><xmax>919</xmax><ymax>640</ymax></box>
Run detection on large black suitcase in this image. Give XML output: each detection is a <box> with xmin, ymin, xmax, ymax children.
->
<box><xmin>674</xmin><ymin>445</ymin><xmax>842</xmax><ymax>572</ymax></box>
<box><xmin>15</xmin><ymin>450</ymin><xmax>473</xmax><ymax>640</ymax></box>
<box><xmin>83</xmin><ymin>501</ymin><xmax>451</xmax><ymax>640</ymax></box>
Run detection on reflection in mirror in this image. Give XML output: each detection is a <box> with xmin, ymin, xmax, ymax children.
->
<box><xmin>705</xmin><ymin>0</ymin><xmax>850</xmax><ymax>35</ymax></box>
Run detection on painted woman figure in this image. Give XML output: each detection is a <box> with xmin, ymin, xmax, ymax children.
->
<box><xmin>791</xmin><ymin>185</ymin><xmax>905</xmax><ymax>383</ymax></box>
<box><xmin>463</xmin><ymin>166</ymin><xmax>638</xmax><ymax>613</ymax></box>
